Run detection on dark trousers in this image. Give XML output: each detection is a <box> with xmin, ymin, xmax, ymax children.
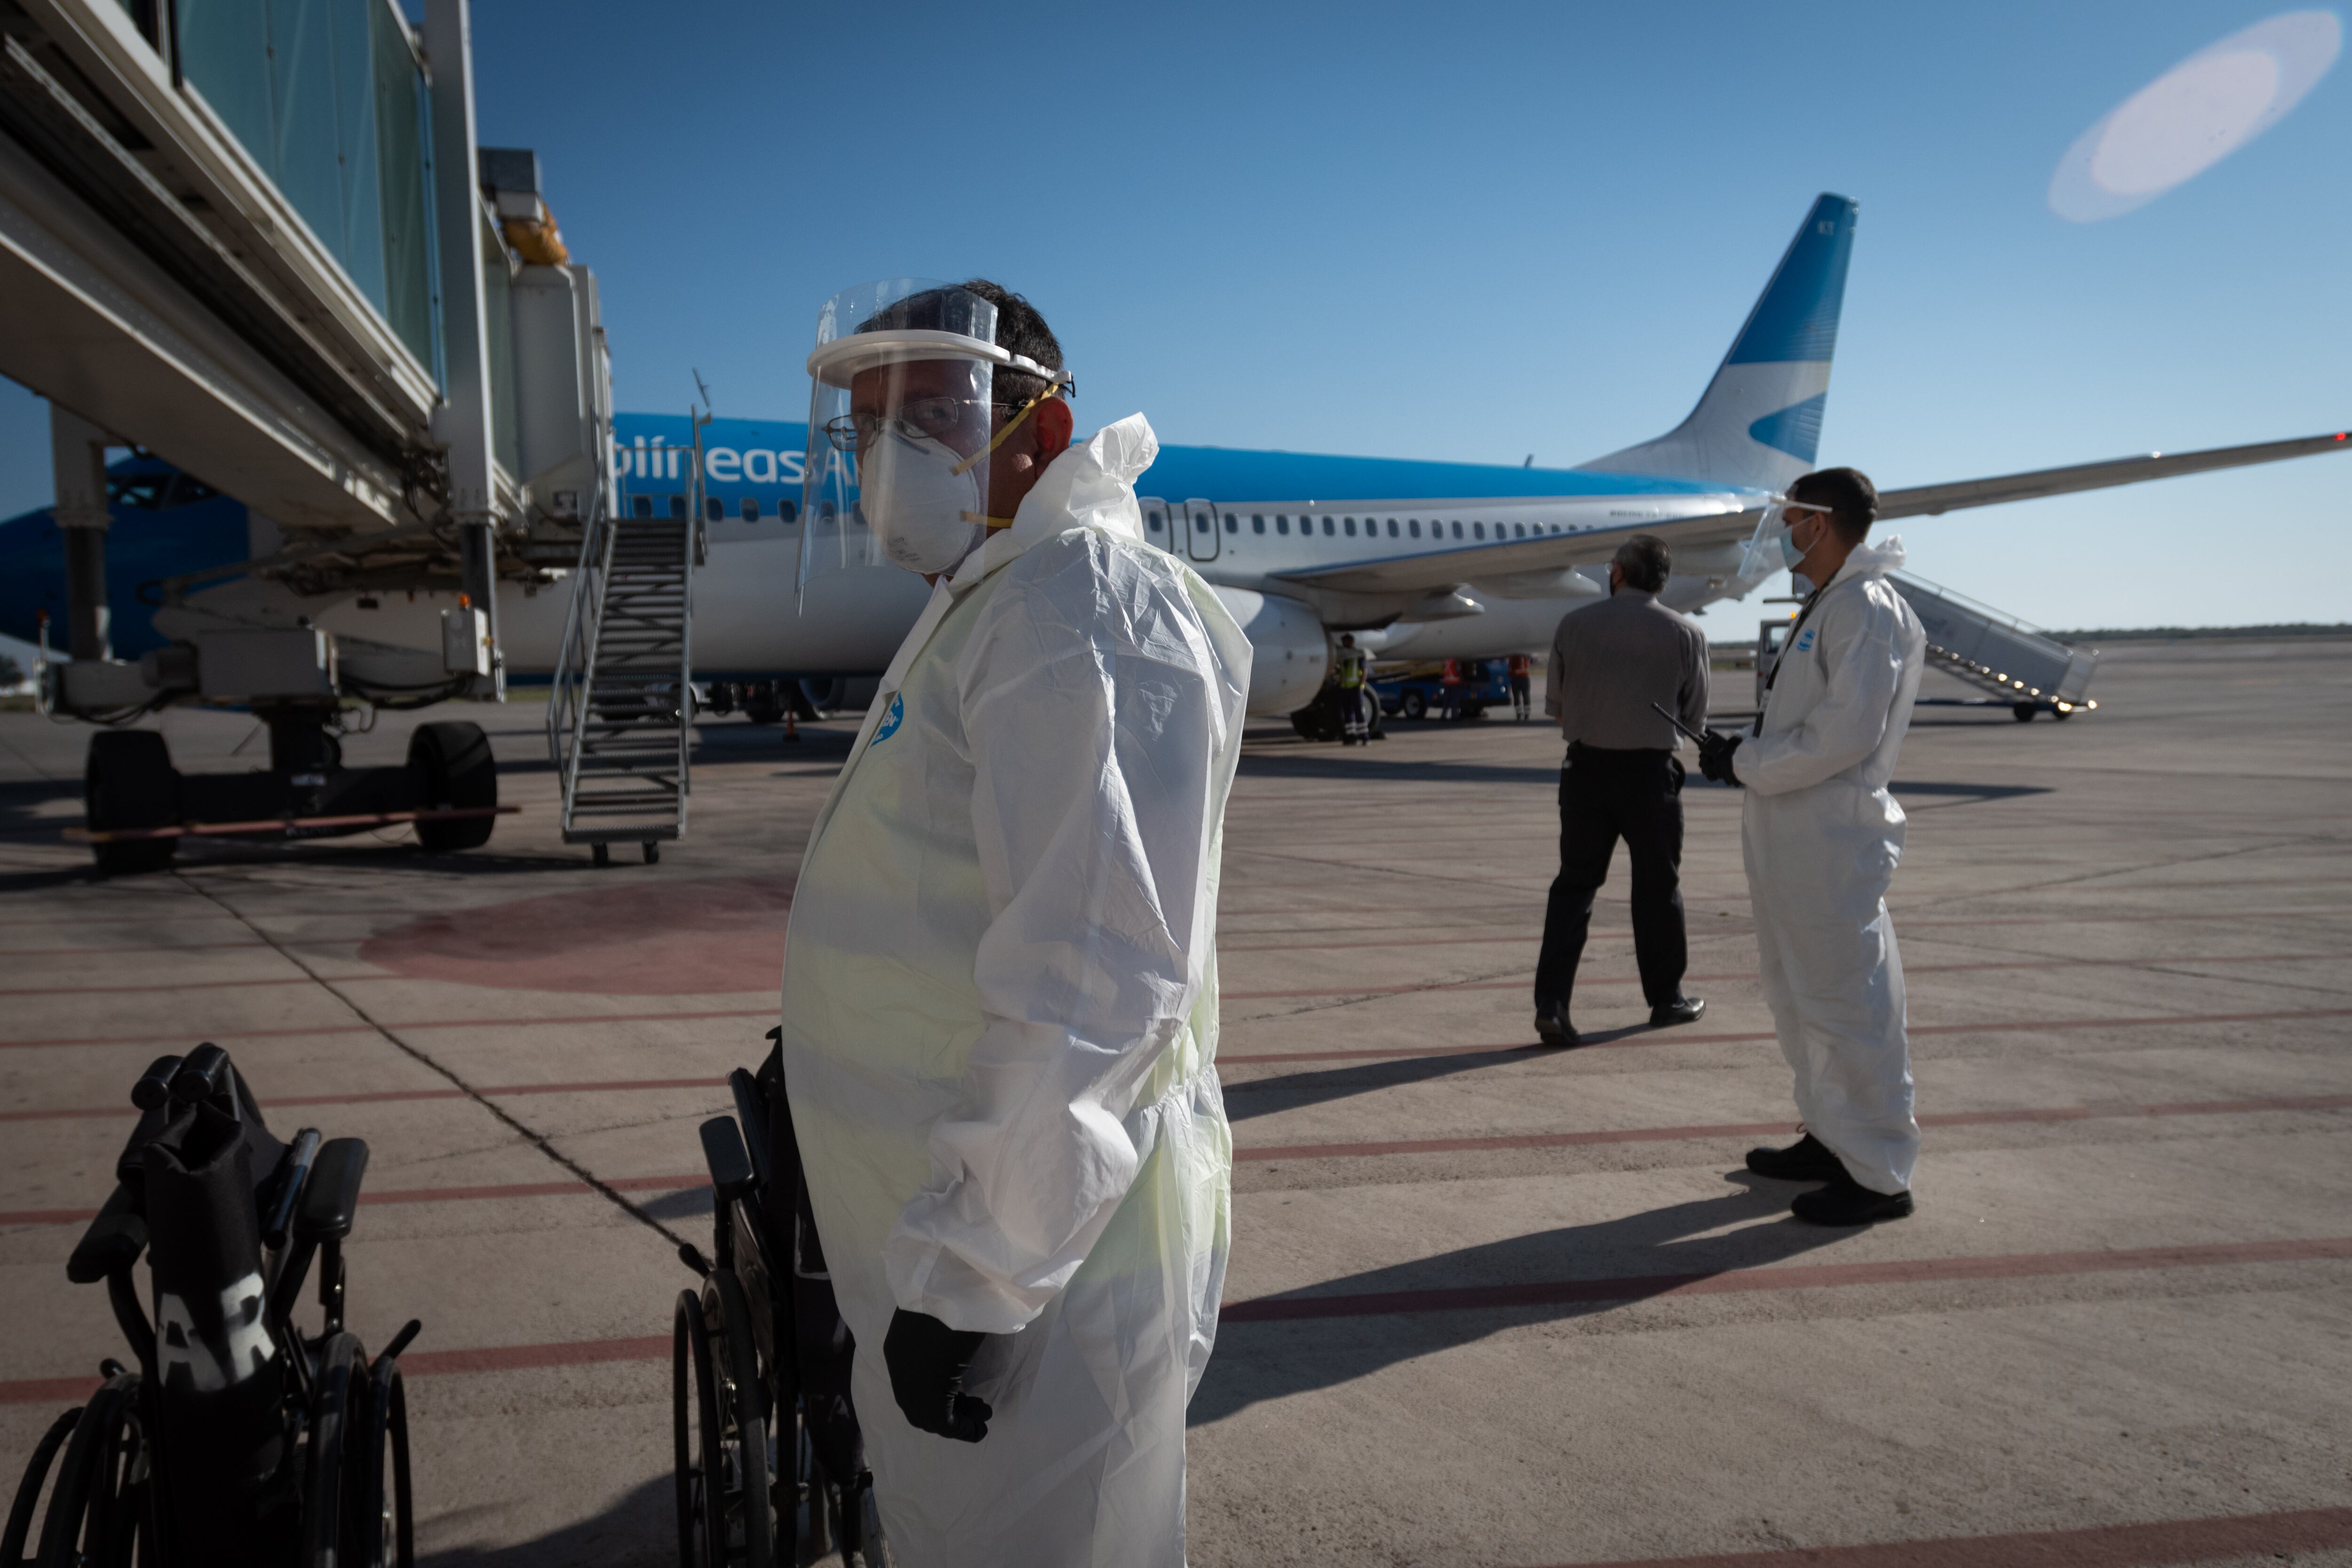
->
<box><xmin>1535</xmin><ymin>742</ymin><xmax>1687</xmax><ymax>1012</ymax></box>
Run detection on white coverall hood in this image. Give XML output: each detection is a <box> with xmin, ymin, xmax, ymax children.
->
<box><xmin>1741</xmin><ymin>533</ymin><xmax>1927</xmax><ymax>1194</ymax></box>
<box><xmin>780</xmin><ymin>413</ymin><xmax>1251</xmax><ymax>1567</ymax></box>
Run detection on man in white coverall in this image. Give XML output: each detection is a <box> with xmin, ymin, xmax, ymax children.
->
<box><xmin>1697</xmin><ymin>467</ymin><xmax>1926</xmax><ymax>1226</ymax></box>
<box><xmin>779</xmin><ymin>278</ymin><xmax>1250</xmax><ymax>1567</ymax></box>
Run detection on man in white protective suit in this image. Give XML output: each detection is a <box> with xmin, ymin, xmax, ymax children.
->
<box><xmin>1697</xmin><ymin>467</ymin><xmax>1927</xmax><ymax>1226</ymax></box>
<box><xmin>779</xmin><ymin>278</ymin><xmax>1250</xmax><ymax>1567</ymax></box>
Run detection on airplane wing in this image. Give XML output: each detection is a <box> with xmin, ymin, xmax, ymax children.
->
<box><xmin>1272</xmin><ymin>502</ymin><xmax>1761</xmax><ymax>596</ymax></box>
<box><xmin>1273</xmin><ymin>427</ymin><xmax>2349</xmax><ymax>598</ymax></box>
<box><xmin>1878</xmin><ymin>429</ymin><xmax>2350</xmax><ymax>519</ymax></box>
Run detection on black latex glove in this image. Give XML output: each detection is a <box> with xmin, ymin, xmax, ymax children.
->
<box><xmin>883</xmin><ymin>1308</ymin><xmax>993</xmax><ymax>1442</ymax></box>
<box><xmin>1698</xmin><ymin>730</ymin><xmax>1743</xmax><ymax>787</ymax></box>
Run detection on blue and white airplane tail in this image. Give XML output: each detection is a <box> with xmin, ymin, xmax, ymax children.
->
<box><xmin>1579</xmin><ymin>192</ymin><xmax>1856</xmax><ymax>493</ymax></box>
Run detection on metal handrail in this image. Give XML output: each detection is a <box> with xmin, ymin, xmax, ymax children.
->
<box><xmin>548</xmin><ymin>491</ymin><xmax>615</xmax><ymax>835</ymax></box>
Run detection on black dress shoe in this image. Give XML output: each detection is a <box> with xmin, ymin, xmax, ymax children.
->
<box><xmin>1791</xmin><ymin>1176</ymin><xmax>1915</xmax><ymax>1226</ymax></box>
<box><xmin>1649</xmin><ymin>995</ymin><xmax>1705</xmax><ymax>1027</ymax></box>
<box><xmin>1533</xmin><ymin>1003</ymin><xmax>1580</xmax><ymax>1047</ymax></box>
<box><xmin>1744</xmin><ymin>1132</ymin><xmax>1847</xmax><ymax>1182</ymax></box>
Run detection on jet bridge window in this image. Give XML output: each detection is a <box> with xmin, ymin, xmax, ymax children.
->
<box><xmin>1252</xmin><ymin>515</ymin><xmax>1265</xmax><ymax>533</ymax></box>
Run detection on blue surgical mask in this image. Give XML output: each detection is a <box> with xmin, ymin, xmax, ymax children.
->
<box><xmin>1779</xmin><ymin>523</ymin><xmax>1806</xmax><ymax>570</ymax></box>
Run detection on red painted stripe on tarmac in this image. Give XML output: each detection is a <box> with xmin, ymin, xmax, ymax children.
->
<box><xmin>0</xmin><ymin>1076</ymin><xmax>731</xmax><ymax>1123</ymax></box>
<box><xmin>1219</xmin><ymin>1235</ymin><xmax>2352</xmax><ymax>1323</ymax></box>
<box><xmin>9</xmin><ymin>1240</ymin><xmax>2345</xmax><ymax>1407</ymax></box>
<box><xmin>16</xmin><ymin>1096</ymin><xmax>2345</xmax><ymax>1225</ymax></box>
<box><xmin>1217</xmin><ymin>1007</ymin><xmax>2352</xmax><ymax>1065</ymax></box>
<box><xmin>1221</xmin><ymin>953</ymin><xmax>2349</xmax><ymax>1001</ymax></box>
<box><xmin>1231</xmin><ymin>1093</ymin><xmax>2352</xmax><ymax>1163</ymax></box>
<box><xmin>1530</xmin><ymin>1504</ymin><xmax>2352</xmax><ymax>1568</ymax></box>
<box><xmin>0</xmin><ymin>941</ymin><xmax>271</xmax><ymax>957</ymax></box>
<box><xmin>0</xmin><ymin>1009</ymin><xmax>777</xmax><ymax>1050</ymax></box>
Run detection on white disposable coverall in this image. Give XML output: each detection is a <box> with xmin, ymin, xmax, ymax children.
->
<box><xmin>1739</xmin><ymin>537</ymin><xmax>1927</xmax><ymax>1195</ymax></box>
<box><xmin>778</xmin><ymin>414</ymin><xmax>1250</xmax><ymax>1568</ymax></box>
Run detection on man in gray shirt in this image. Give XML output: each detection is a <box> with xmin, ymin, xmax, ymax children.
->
<box><xmin>1534</xmin><ymin>534</ymin><xmax>1710</xmax><ymax>1045</ymax></box>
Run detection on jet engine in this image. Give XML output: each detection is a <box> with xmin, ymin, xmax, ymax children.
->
<box><xmin>1212</xmin><ymin>587</ymin><xmax>1331</xmax><ymax>715</ymax></box>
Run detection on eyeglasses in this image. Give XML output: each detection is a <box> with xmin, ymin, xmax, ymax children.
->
<box><xmin>821</xmin><ymin>395</ymin><xmax>988</xmax><ymax>454</ymax></box>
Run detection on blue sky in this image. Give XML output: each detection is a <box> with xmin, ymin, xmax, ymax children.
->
<box><xmin>3</xmin><ymin>0</ymin><xmax>2344</xmax><ymax>649</ymax></box>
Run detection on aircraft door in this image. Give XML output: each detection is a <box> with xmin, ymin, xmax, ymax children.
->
<box><xmin>1139</xmin><ymin>497</ymin><xmax>1173</xmax><ymax>551</ymax></box>
<box><xmin>1184</xmin><ymin>497</ymin><xmax>1219</xmax><ymax>562</ymax></box>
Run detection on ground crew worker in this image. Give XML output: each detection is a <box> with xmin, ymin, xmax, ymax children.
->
<box><xmin>1534</xmin><ymin>534</ymin><xmax>1708</xmax><ymax>1045</ymax></box>
<box><xmin>1336</xmin><ymin>632</ymin><xmax>1370</xmax><ymax>744</ymax></box>
<box><xmin>1438</xmin><ymin>658</ymin><xmax>1464</xmax><ymax>720</ymax></box>
<box><xmin>1698</xmin><ymin>467</ymin><xmax>1926</xmax><ymax>1226</ymax></box>
<box><xmin>781</xmin><ymin>278</ymin><xmax>1251</xmax><ymax>1565</ymax></box>
<box><xmin>1508</xmin><ymin>652</ymin><xmax>1533</xmax><ymax>721</ymax></box>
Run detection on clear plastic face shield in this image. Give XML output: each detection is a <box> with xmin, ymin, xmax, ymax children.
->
<box><xmin>799</xmin><ymin>280</ymin><xmax>1071</xmax><ymax>603</ymax></box>
<box><xmin>1732</xmin><ymin>497</ymin><xmax>1837</xmax><ymax>589</ymax></box>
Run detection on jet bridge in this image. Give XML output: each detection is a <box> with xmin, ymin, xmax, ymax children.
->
<box><xmin>2</xmin><ymin>0</ymin><xmax>626</xmax><ymax>866</ymax></box>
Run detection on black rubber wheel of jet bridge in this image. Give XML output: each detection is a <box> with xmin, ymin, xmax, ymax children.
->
<box><xmin>85</xmin><ymin>729</ymin><xmax>179</xmax><ymax>875</ymax></box>
<box><xmin>408</xmin><ymin>722</ymin><xmax>497</xmax><ymax>851</ymax></box>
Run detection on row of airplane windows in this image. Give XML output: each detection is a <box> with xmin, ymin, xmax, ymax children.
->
<box><xmin>1144</xmin><ymin>509</ymin><xmax>1570</xmax><ymax>543</ymax></box>
<box><xmin>619</xmin><ymin>493</ymin><xmax>1571</xmax><ymax>543</ymax></box>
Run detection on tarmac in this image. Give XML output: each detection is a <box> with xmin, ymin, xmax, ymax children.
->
<box><xmin>2</xmin><ymin>636</ymin><xmax>2347</xmax><ymax>1567</ymax></box>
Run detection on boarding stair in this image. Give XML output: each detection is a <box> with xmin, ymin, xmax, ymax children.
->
<box><xmin>549</xmin><ymin>427</ymin><xmax>706</xmax><ymax>862</ymax></box>
<box><xmin>1887</xmin><ymin>572</ymin><xmax>2098</xmax><ymax>721</ymax></box>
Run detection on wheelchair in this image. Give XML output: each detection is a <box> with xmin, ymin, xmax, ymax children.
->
<box><xmin>3</xmin><ymin>1044</ymin><xmax>419</xmax><ymax>1568</ymax></box>
<box><xmin>673</xmin><ymin>1033</ymin><xmax>888</xmax><ymax>1567</ymax></box>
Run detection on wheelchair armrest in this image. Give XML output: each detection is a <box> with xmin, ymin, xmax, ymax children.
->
<box><xmin>728</xmin><ymin>1069</ymin><xmax>773</xmax><ymax>1189</ymax></box>
<box><xmin>293</xmin><ymin>1138</ymin><xmax>370</xmax><ymax>1242</ymax></box>
<box><xmin>67</xmin><ymin>1184</ymin><xmax>147</xmax><ymax>1284</ymax></box>
<box><xmin>698</xmin><ymin>1116</ymin><xmax>756</xmax><ymax>1201</ymax></box>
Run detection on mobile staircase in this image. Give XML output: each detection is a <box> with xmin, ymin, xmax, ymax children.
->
<box><xmin>549</xmin><ymin>422</ymin><xmax>706</xmax><ymax>862</ymax></box>
<box><xmin>1887</xmin><ymin>572</ymin><xmax>2098</xmax><ymax>721</ymax></box>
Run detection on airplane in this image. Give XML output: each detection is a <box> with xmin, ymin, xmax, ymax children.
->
<box><xmin>5</xmin><ymin>193</ymin><xmax>2345</xmax><ymax>722</ymax></box>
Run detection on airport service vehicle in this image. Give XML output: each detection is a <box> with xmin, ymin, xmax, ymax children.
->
<box><xmin>1374</xmin><ymin>660</ymin><xmax>1512</xmax><ymax>722</ymax></box>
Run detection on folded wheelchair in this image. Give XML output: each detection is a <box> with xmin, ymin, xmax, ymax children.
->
<box><xmin>673</xmin><ymin>1032</ymin><xmax>888</xmax><ymax>1568</ymax></box>
<box><xmin>4</xmin><ymin>1044</ymin><xmax>419</xmax><ymax>1568</ymax></box>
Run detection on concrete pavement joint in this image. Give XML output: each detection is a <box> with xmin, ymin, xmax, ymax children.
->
<box><xmin>169</xmin><ymin>871</ymin><xmax>700</xmax><ymax>1255</ymax></box>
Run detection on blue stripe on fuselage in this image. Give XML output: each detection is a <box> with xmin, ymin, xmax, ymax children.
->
<box><xmin>613</xmin><ymin>412</ymin><xmax>1724</xmax><ymax>506</ymax></box>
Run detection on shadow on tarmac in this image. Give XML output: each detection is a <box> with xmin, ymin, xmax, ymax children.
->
<box><xmin>1190</xmin><ymin>1178</ymin><xmax>1848</xmax><ymax>1426</ymax></box>
<box><xmin>420</xmin><ymin>1475</ymin><xmax>667</xmax><ymax>1568</ymax></box>
<box><xmin>1225</xmin><ymin>1045</ymin><xmax>1546</xmax><ymax>1123</ymax></box>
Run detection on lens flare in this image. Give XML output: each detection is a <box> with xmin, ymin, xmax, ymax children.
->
<box><xmin>2049</xmin><ymin>10</ymin><xmax>2340</xmax><ymax>222</ymax></box>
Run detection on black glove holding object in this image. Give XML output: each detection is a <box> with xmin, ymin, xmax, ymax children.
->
<box><xmin>883</xmin><ymin>1307</ymin><xmax>993</xmax><ymax>1442</ymax></box>
<box><xmin>1697</xmin><ymin>730</ymin><xmax>1743</xmax><ymax>787</ymax></box>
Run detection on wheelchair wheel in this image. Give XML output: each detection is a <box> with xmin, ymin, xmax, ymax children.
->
<box><xmin>27</xmin><ymin>1373</ymin><xmax>146</xmax><ymax>1568</ymax></box>
<box><xmin>2</xmin><ymin>1406</ymin><xmax>82</xmax><ymax>1561</ymax></box>
<box><xmin>305</xmin><ymin>1332</ymin><xmax>366</xmax><ymax>1568</ymax></box>
<box><xmin>675</xmin><ymin>1281</ymin><xmax>775</xmax><ymax>1567</ymax></box>
<box><xmin>351</xmin><ymin>1359</ymin><xmax>415</xmax><ymax>1567</ymax></box>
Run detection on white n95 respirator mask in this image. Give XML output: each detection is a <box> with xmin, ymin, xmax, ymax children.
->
<box><xmin>859</xmin><ymin>425</ymin><xmax>985</xmax><ymax>574</ymax></box>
